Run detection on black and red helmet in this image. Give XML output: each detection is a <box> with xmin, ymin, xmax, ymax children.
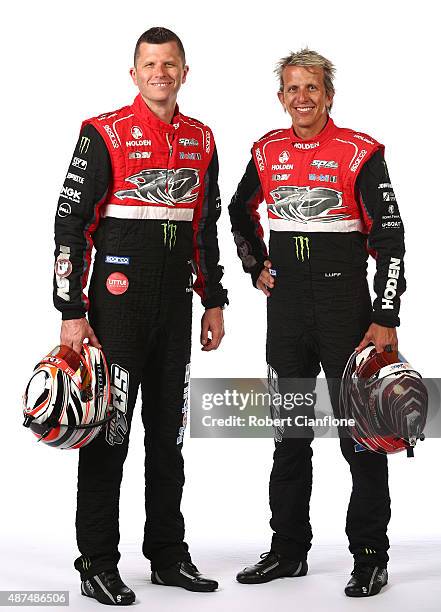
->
<box><xmin>340</xmin><ymin>345</ymin><xmax>427</xmax><ymax>455</ymax></box>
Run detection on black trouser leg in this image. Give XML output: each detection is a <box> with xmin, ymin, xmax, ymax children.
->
<box><xmin>141</xmin><ymin>297</ymin><xmax>192</xmax><ymax>570</ymax></box>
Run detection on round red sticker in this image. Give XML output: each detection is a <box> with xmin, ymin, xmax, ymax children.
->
<box><xmin>106</xmin><ymin>272</ymin><xmax>129</xmax><ymax>295</ymax></box>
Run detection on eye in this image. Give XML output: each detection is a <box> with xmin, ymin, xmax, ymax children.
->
<box><xmin>288</xmin><ymin>86</ymin><xmax>297</xmax><ymax>93</ymax></box>
<box><xmin>309</xmin><ymin>85</ymin><xmax>317</xmax><ymax>91</ymax></box>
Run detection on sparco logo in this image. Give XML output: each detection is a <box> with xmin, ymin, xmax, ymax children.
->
<box><xmin>105</xmin><ymin>255</ymin><xmax>130</xmax><ymax>265</ymax></box>
<box><xmin>255</xmin><ymin>148</ymin><xmax>265</xmax><ymax>171</ymax></box>
<box><xmin>294</xmin><ymin>142</ymin><xmax>319</xmax><ymax>150</ymax></box>
<box><xmin>311</xmin><ymin>160</ymin><xmax>338</xmax><ymax>169</ymax></box>
<box><xmin>271</xmin><ymin>164</ymin><xmax>293</xmax><ymax>170</ymax></box>
<box><xmin>293</xmin><ymin>236</ymin><xmax>310</xmax><ymax>261</ymax></box>
<box><xmin>350</xmin><ymin>149</ymin><xmax>367</xmax><ymax>172</ymax></box>
<box><xmin>382</xmin><ymin>257</ymin><xmax>401</xmax><ymax>310</ymax></box>
<box><xmin>279</xmin><ymin>150</ymin><xmax>290</xmax><ymax>163</ymax></box>
<box><xmin>126</xmin><ymin>139</ymin><xmax>152</xmax><ymax>147</ymax></box>
<box><xmin>104</xmin><ymin>124</ymin><xmax>119</xmax><ymax>149</ymax></box>
<box><xmin>205</xmin><ymin>130</ymin><xmax>211</xmax><ymax>153</ymax></box>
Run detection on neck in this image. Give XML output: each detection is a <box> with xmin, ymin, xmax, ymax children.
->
<box><xmin>141</xmin><ymin>94</ymin><xmax>177</xmax><ymax>124</ymax></box>
<box><xmin>293</xmin><ymin>114</ymin><xmax>329</xmax><ymax>140</ymax></box>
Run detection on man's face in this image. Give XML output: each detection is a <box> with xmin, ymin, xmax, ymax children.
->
<box><xmin>278</xmin><ymin>66</ymin><xmax>332</xmax><ymax>133</ymax></box>
<box><xmin>130</xmin><ymin>41</ymin><xmax>188</xmax><ymax>104</ymax></box>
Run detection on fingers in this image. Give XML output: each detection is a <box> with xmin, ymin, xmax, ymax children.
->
<box><xmin>200</xmin><ymin>316</ymin><xmax>210</xmax><ymax>348</ymax></box>
<box><xmin>86</xmin><ymin>325</ymin><xmax>102</xmax><ymax>349</ymax></box>
<box><xmin>355</xmin><ymin>333</ymin><xmax>370</xmax><ymax>353</ymax></box>
<box><xmin>258</xmin><ymin>260</ymin><xmax>275</xmax><ymax>295</ymax></box>
<box><xmin>202</xmin><ymin>325</ymin><xmax>224</xmax><ymax>352</ymax></box>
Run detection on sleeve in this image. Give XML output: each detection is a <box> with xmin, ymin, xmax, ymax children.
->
<box><xmin>356</xmin><ymin>149</ymin><xmax>406</xmax><ymax>327</ymax></box>
<box><xmin>53</xmin><ymin>123</ymin><xmax>111</xmax><ymax>320</ymax></box>
<box><xmin>192</xmin><ymin>145</ymin><xmax>229</xmax><ymax>309</ymax></box>
<box><xmin>228</xmin><ymin>156</ymin><xmax>268</xmax><ymax>287</ymax></box>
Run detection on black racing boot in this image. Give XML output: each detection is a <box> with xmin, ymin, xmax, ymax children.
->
<box><xmin>151</xmin><ymin>560</ymin><xmax>218</xmax><ymax>592</ymax></box>
<box><xmin>345</xmin><ymin>564</ymin><xmax>388</xmax><ymax>597</ymax></box>
<box><xmin>236</xmin><ymin>551</ymin><xmax>308</xmax><ymax>584</ymax></box>
<box><xmin>81</xmin><ymin>569</ymin><xmax>135</xmax><ymax>605</ymax></box>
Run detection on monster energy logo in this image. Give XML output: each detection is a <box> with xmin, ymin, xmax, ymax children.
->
<box><xmin>79</xmin><ymin>136</ymin><xmax>90</xmax><ymax>154</ymax></box>
<box><xmin>81</xmin><ymin>556</ymin><xmax>91</xmax><ymax>571</ymax></box>
<box><xmin>162</xmin><ymin>222</ymin><xmax>177</xmax><ymax>249</ymax></box>
<box><xmin>293</xmin><ymin>236</ymin><xmax>310</xmax><ymax>261</ymax></box>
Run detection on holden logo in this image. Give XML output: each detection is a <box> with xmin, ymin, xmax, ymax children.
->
<box><xmin>279</xmin><ymin>150</ymin><xmax>290</xmax><ymax>164</ymax></box>
<box><xmin>131</xmin><ymin>126</ymin><xmax>143</xmax><ymax>139</ymax></box>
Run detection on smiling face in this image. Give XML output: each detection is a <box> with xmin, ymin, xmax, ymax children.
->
<box><xmin>130</xmin><ymin>41</ymin><xmax>188</xmax><ymax>107</ymax></box>
<box><xmin>278</xmin><ymin>65</ymin><xmax>333</xmax><ymax>138</ymax></box>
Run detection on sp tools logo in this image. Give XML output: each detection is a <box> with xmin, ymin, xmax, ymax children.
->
<box><xmin>279</xmin><ymin>150</ymin><xmax>290</xmax><ymax>163</ymax></box>
<box><xmin>293</xmin><ymin>236</ymin><xmax>310</xmax><ymax>261</ymax></box>
<box><xmin>79</xmin><ymin>136</ymin><xmax>90</xmax><ymax>154</ymax></box>
<box><xmin>268</xmin><ymin>186</ymin><xmax>346</xmax><ymax>224</ymax></box>
<box><xmin>311</xmin><ymin>160</ymin><xmax>338</xmax><ymax>169</ymax></box>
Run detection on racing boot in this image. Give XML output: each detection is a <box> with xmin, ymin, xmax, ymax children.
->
<box><xmin>345</xmin><ymin>564</ymin><xmax>388</xmax><ymax>597</ymax></box>
<box><xmin>236</xmin><ymin>551</ymin><xmax>308</xmax><ymax>584</ymax></box>
<box><xmin>151</xmin><ymin>560</ymin><xmax>218</xmax><ymax>592</ymax></box>
<box><xmin>81</xmin><ymin>568</ymin><xmax>135</xmax><ymax>605</ymax></box>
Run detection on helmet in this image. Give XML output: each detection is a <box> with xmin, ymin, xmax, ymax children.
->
<box><xmin>340</xmin><ymin>345</ymin><xmax>427</xmax><ymax>455</ymax></box>
<box><xmin>23</xmin><ymin>344</ymin><xmax>112</xmax><ymax>449</ymax></box>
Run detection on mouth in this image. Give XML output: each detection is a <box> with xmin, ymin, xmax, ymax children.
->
<box><xmin>149</xmin><ymin>81</ymin><xmax>173</xmax><ymax>88</ymax></box>
<box><xmin>294</xmin><ymin>106</ymin><xmax>315</xmax><ymax>114</ymax></box>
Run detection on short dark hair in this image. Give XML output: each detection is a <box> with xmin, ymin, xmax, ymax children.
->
<box><xmin>134</xmin><ymin>27</ymin><xmax>186</xmax><ymax>66</ymax></box>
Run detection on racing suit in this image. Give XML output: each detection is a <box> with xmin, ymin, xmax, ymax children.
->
<box><xmin>228</xmin><ymin>117</ymin><xmax>405</xmax><ymax>567</ymax></box>
<box><xmin>53</xmin><ymin>94</ymin><xmax>228</xmax><ymax>579</ymax></box>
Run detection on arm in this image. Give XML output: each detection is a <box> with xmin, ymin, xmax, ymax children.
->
<box><xmin>192</xmin><ymin>146</ymin><xmax>229</xmax><ymax>309</ymax></box>
<box><xmin>53</xmin><ymin>123</ymin><xmax>111</xmax><ymax>320</ymax></box>
<box><xmin>356</xmin><ymin>149</ymin><xmax>406</xmax><ymax>328</ymax></box>
<box><xmin>228</xmin><ymin>157</ymin><xmax>268</xmax><ymax>286</ymax></box>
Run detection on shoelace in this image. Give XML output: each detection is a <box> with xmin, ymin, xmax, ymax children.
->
<box><xmin>351</xmin><ymin>564</ymin><xmax>376</xmax><ymax>578</ymax></box>
<box><xmin>259</xmin><ymin>551</ymin><xmax>278</xmax><ymax>562</ymax></box>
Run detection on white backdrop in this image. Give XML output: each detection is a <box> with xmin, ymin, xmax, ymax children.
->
<box><xmin>1</xmin><ymin>1</ymin><xmax>440</xmax><ymax>610</ymax></box>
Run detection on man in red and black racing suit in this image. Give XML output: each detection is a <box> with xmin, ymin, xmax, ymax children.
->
<box><xmin>53</xmin><ymin>28</ymin><xmax>227</xmax><ymax>603</ymax></box>
<box><xmin>229</xmin><ymin>49</ymin><xmax>405</xmax><ymax>597</ymax></box>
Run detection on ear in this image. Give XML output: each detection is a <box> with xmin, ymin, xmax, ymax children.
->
<box><xmin>326</xmin><ymin>92</ymin><xmax>334</xmax><ymax>112</ymax></box>
<box><xmin>277</xmin><ymin>90</ymin><xmax>286</xmax><ymax>112</ymax></box>
<box><xmin>129</xmin><ymin>67</ymin><xmax>137</xmax><ymax>87</ymax></box>
<box><xmin>182</xmin><ymin>64</ymin><xmax>189</xmax><ymax>84</ymax></box>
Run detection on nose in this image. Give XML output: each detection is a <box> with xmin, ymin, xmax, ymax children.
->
<box><xmin>296</xmin><ymin>87</ymin><xmax>309</xmax><ymax>104</ymax></box>
<box><xmin>153</xmin><ymin>64</ymin><xmax>167</xmax><ymax>78</ymax></box>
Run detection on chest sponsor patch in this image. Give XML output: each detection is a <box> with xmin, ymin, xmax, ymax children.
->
<box><xmin>106</xmin><ymin>272</ymin><xmax>129</xmax><ymax>295</ymax></box>
<box><xmin>105</xmin><ymin>255</ymin><xmax>130</xmax><ymax>265</ymax></box>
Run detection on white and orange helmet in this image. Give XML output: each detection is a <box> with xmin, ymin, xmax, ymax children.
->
<box><xmin>23</xmin><ymin>344</ymin><xmax>112</xmax><ymax>449</ymax></box>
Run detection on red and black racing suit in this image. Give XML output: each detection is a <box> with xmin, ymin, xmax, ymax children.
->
<box><xmin>53</xmin><ymin>95</ymin><xmax>228</xmax><ymax>578</ymax></box>
<box><xmin>228</xmin><ymin>118</ymin><xmax>405</xmax><ymax>567</ymax></box>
